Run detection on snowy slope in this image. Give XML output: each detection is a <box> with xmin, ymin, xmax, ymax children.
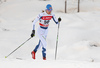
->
<box><xmin>0</xmin><ymin>0</ymin><xmax>100</xmax><ymax>68</ymax></box>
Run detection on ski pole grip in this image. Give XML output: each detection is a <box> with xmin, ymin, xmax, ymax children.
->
<box><xmin>58</xmin><ymin>17</ymin><xmax>61</xmax><ymax>22</ymax></box>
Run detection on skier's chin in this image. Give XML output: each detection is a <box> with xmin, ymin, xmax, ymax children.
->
<box><xmin>47</xmin><ymin>12</ymin><xmax>51</xmax><ymax>14</ymax></box>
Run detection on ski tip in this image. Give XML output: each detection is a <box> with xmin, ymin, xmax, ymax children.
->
<box><xmin>5</xmin><ymin>56</ymin><xmax>7</xmax><ymax>58</ymax></box>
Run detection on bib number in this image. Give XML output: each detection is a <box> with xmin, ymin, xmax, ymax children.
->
<box><xmin>44</xmin><ymin>20</ymin><xmax>50</xmax><ymax>24</ymax></box>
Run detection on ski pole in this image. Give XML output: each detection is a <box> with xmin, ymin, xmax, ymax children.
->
<box><xmin>5</xmin><ymin>37</ymin><xmax>32</xmax><ymax>58</ymax></box>
<box><xmin>55</xmin><ymin>22</ymin><xmax>60</xmax><ymax>60</ymax></box>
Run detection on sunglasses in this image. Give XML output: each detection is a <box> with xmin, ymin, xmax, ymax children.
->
<box><xmin>47</xmin><ymin>9</ymin><xmax>52</xmax><ymax>12</ymax></box>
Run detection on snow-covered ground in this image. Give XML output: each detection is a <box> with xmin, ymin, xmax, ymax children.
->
<box><xmin>0</xmin><ymin>0</ymin><xmax>100</xmax><ymax>68</ymax></box>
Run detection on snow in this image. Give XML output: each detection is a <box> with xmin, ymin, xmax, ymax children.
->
<box><xmin>0</xmin><ymin>0</ymin><xmax>100</xmax><ymax>68</ymax></box>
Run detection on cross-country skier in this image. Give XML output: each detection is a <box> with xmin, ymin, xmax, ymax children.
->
<box><xmin>31</xmin><ymin>4</ymin><xmax>61</xmax><ymax>60</ymax></box>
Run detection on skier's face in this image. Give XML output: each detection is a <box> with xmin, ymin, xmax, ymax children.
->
<box><xmin>46</xmin><ymin>9</ymin><xmax>52</xmax><ymax>14</ymax></box>
<box><xmin>46</xmin><ymin>7</ymin><xmax>52</xmax><ymax>14</ymax></box>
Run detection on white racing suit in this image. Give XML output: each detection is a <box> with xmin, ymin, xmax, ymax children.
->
<box><xmin>32</xmin><ymin>11</ymin><xmax>58</xmax><ymax>58</ymax></box>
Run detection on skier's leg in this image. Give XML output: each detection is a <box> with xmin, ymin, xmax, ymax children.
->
<box><xmin>37</xmin><ymin>27</ymin><xmax>48</xmax><ymax>60</ymax></box>
<box><xmin>42</xmin><ymin>47</ymin><xmax>46</xmax><ymax>60</ymax></box>
<box><xmin>38</xmin><ymin>29</ymin><xmax>48</xmax><ymax>60</ymax></box>
<box><xmin>32</xmin><ymin>40</ymin><xmax>42</xmax><ymax>59</ymax></box>
<box><xmin>34</xmin><ymin>40</ymin><xmax>42</xmax><ymax>52</ymax></box>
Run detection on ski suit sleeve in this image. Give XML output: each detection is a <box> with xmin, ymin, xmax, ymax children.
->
<box><xmin>52</xmin><ymin>14</ymin><xmax>58</xmax><ymax>24</ymax></box>
<box><xmin>32</xmin><ymin>14</ymin><xmax>41</xmax><ymax>30</ymax></box>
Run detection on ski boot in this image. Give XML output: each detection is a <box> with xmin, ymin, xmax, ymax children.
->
<box><xmin>31</xmin><ymin>51</ymin><xmax>36</xmax><ymax>59</ymax></box>
<box><xmin>43</xmin><ymin>57</ymin><xmax>46</xmax><ymax>60</ymax></box>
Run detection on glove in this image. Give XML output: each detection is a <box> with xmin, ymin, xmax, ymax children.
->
<box><xmin>31</xmin><ymin>30</ymin><xmax>35</xmax><ymax>37</ymax></box>
<box><xmin>58</xmin><ymin>17</ymin><xmax>61</xmax><ymax>22</ymax></box>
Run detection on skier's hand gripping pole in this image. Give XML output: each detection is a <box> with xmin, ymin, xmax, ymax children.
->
<box><xmin>31</xmin><ymin>30</ymin><xmax>35</xmax><ymax>37</ymax></box>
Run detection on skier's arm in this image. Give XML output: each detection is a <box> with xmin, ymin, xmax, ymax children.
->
<box><xmin>52</xmin><ymin>14</ymin><xmax>58</xmax><ymax>24</ymax></box>
<box><xmin>31</xmin><ymin>14</ymin><xmax>41</xmax><ymax>37</ymax></box>
<box><xmin>32</xmin><ymin>14</ymin><xmax>41</xmax><ymax>30</ymax></box>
